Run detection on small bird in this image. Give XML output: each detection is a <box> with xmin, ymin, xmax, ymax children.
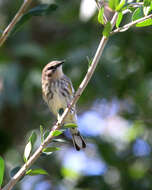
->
<box><xmin>42</xmin><ymin>60</ymin><xmax>86</xmax><ymax>151</ymax></box>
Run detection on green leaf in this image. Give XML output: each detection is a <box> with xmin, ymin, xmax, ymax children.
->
<box><xmin>26</xmin><ymin>4</ymin><xmax>57</xmax><ymax>16</ymax></box>
<box><xmin>63</xmin><ymin>123</ymin><xmax>78</xmax><ymax>128</ymax></box>
<box><xmin>109</xmin><ymin>0</ymin><xmax>119</xmax><ymax>10</ymax></box>
<box><xmin>12</xmin><ymin>4</ymin><xmax>57</xmax><ymax>35</ymax></box>
<box><xmin>24</xmin><ymin>131</ymin><xmax>37</xmax><ymax>162</ymax></box>
<box><xmin>116</xmin><ymin>12</ymin><xmax>123</xmax><ymax>28</ymax></box>
<box><xmin>132</xmin><ymin>7</ymin><xmax>144</xmax><ymax>21</ymax></box>
<box><xmin>44</xmin><ymin>131</ymin><xmax>50</xmax><ymax>139</ymax></box>
<box><xmin>86</xmin><ymin>56</ymin><xmax>93</xmax><ymax>68</ymax></box>
<box><xmin>26</xmin><ymin>169</ymin><xmax>48</xmax><ymax>176</ymax></box>
<box><xmin>98</xmin><ymin>7</ymin><xmax>104</xmax><ymax>25</ymax></box>
<box><xmin>143</xmin><ymin>2</ymin><xmax>152</xmax><ymax>16</ymax></box>
<box><xmin>136</xmin><ymin>18</ymin><xmax>152</xmax><ymax>27</ymax></box>
<box><xmin>144</xmin><ymin>0</ymin><xmax>151</xmax><ymax>7</ymax></box>
<box><xmin>0</xmin><ymin>157</ymin><xmax>4</xmax><ymax>187</ymax></box>
<box><xmin>116</xmin><ymin>0</ymin><xmax>125</xmax><ymax>11</ymax></box>
<box><xmin>24</xmin><ymin>141</ymin><xmax>32</xmax><ymax>162</ymax></box>
<box><xmin>10</xmin><ymin>166</ymin><xmax>21</xmax><ymax>178</ymax></box>
<box><xmin>43</xmin><ymin>147</ymin><xmax>60</xmax><ymax>153</ymax></box>
<box><xmin>52</xmin><ymin>130</ymin><xmax>63</xmax><ymax>137</ymax></box>
<box><xmin>29</xmin><ymin>131</ymin><xmax>37</xmax><ymax>147</ymax></box>
<box><xmin>40</xmin><ymin>125</ymin><xmax>44</xmax><ymax>143</ymax></box>
<box><xmin>102</xmin><ymin>21</ymin><xmax>112</xmax><ymax>37</ymax></box>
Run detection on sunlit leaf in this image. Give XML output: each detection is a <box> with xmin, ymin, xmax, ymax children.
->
<box><xmin>136</xmin><ymin>18</ymin><xmax>152</xmax><ymax>27</ymax></box>
<box><xmin>43</xmin><ymin>147</ymin><xmax>60</xmax><ymax>153</ymax></box>
<box><xmin>98</xmin><ymin>7</ymin><xmax>104</xmax><ymax>25</ymax></box>
<box><xmin>0</xmin><ymin>157</ymin><xmax>4</xmax><ymax>187</ymax></box>
<box><xmin>109</xmin><ymin>0</ymin><xmax>119</xmax><ymax>10</ymax></box>
<box><xmin>116</xmin><ymin>0</ymin><xmax>125</xmax><ymax>11</ymax></box>
<box><xmin>63</xmin><ymin>123</ymin><xmax>78</xmax><ymax>128</ymax></box>
<box><xmin>102</xmin><ymin>21</ymin><xmax>112</xmax><ymax>37</ymax></box>
<box><xmin>144</xmin><ymin>0</ymin><xmax>151</xmax><ymax>7</ymax></box>
<box><xmin>52</xmin><ymin>130</ymin><xmax>63</xmax><ymax>137</ymax></box>
<box><xmin>116</xmin><ymin>12</ymin><xmax>123</xmax><ymax>28</ymax></box>
<box><xmin>143</xmin><ymin>1</ymin><xmax>152</xmax><ymax>16</ymax></box>
<box><xmin>26</xmin><ymin>168</ymin><xmax>48</xmax><ymax>176</ymax></box>
<box><xmin>24</xmin><ymin>141</ymin><xmax>32</xmax><ymax>162</ymax></box>
<box><xmin>24</xmin><ymin>131</ymin><xmax>37</xmax><ymax>162</ymax></box>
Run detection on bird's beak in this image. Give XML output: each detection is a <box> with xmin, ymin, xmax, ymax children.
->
<box><xmin>57</xmin><ymin>60</ymin><xmax>65</xmax><ymax>67</ymax></box>
<box><xmin>60</xmin><ymin>60</ymin><xmax>65</xmax><ymax>65</ymax></box>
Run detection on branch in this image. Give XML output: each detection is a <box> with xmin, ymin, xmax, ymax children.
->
<box><xmin>111</xmin><ymin>13</ymin><xmax>152</xmax><ymax>35</ymax></box>
<box><xmin>2</xmin><ymin>12</ymin><xmax>118</xmax><ymax>190</ymax></box>
<box><xmin>0</xmin><ymin>0</ymin><xmax>32</xmax><ymax>47</ymax></box>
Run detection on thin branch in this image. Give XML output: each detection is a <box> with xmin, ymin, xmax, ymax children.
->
<box><xmin>2</xmin><ymin>11</ymin><xmax>118</xmax><ymax>190</ymax></box>
<box><xmin>0</xmin><ymin>0</ymin><xmax>32</xmax><ymax>47</ymax></box>
<box><xmin>111</xmin><ymin>13</ymin><xmax>152</xmax><ymax>35</ymax></box>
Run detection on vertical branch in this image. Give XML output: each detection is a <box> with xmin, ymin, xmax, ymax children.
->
<box><xmin>0</xmin><ymin>0</ymin><xmax>32</xmax><ymax>47</ymax></box>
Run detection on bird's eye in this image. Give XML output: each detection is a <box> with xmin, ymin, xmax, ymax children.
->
<box><xmin>47</xmin><ymin>66</ymin><xmax>55</xmax><ymax>70</ymax></box>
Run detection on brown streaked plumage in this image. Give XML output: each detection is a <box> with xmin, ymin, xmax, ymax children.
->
<box><xmin>42</xmin><ymin>60</ymin><xmax>86</xmax><ymax>151</ymax></box>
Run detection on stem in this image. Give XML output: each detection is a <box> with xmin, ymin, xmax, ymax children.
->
<box><xmin>0</xmin><ymin>0</ymin><xmax>32</xmax><ymax>47</ymax></box>
<box><xmin>111</xmin><ymin>14</ymin><xmax>152</xmax><ymax>35</ymax></box>
<box><xmin>2</xmin><ymin>12</ymin><xmax>118</xmax><ymax>190</ymax></box>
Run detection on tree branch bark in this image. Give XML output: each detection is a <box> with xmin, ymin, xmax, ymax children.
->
<box><xmin>0</xmin><ymin>0</ymin><xmax>32</xmax><ymax>47</ymax></box>
<box><xmin>111</xmin><ymin>13</ymin><xmax>152</xmax><ymax>35</ymax></box>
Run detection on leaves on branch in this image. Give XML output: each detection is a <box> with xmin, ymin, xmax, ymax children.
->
<box><xmin>132</xmin><ymin>7</ymin><xmax>144</xmax><ymax>21</ymax></box>
<box><xmin>63</xmin><ymin>123</ymin><xmax>78</xmax><ymax>128</ymax></box>
<box><xmin>116</xmin><ymin>12</ymin><xmax>123</xmax><ymax>28</ymax></box>
<box><xmin>52</xmin><ymin>130</ymin><xmax>63</xmax><ymax>137</ymax></box>
<box><xmin>24</xmin><ymin>131</ymin><xmax>37</xmax><ymax>162</ymax></box>
<box><xmin>12</xmin><ymin>4</ymin><xmax>58</xmax><ymax>35</ymax></box>
<box><xmin>115</xmin><ymin>0</ymin><xmax>126</xmax><ymax>12</ymax></box>
<box><xmin>98</xmin><ymin>7</ymin><xmax>104</xmax><ymax>25</ymax></box>
<box><xmin>102</xmin><ymin>21</ymin><xmax>112</xmax><ymax>37</ymax></box>
<box><xmin>43</xmin><ymin>147</ymin><xmax>60</xmax><ymax>153</ymax></box>
<box><xmin>26</xmin><ymin>168</ymin><xmax>48</xmax><ymax>176</ymax></box>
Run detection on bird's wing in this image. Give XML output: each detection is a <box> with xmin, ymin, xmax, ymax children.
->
<box><xmin>64</xmin><ymin>75</ymin><xmax>75</xmax><ymax>97</ymax></box>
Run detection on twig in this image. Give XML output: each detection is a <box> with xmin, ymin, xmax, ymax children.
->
<box><xmin>0</xmin><ymin>0</ymin><xmax>32</xmax><ymax>47</ymax></box>
<box><xmin>111</xmin><ymin>13</ymin><xmax>152</xmax><ymax>35</ymax></box>
<box><xmin>2</xmin><ymin>11</ymin><xmax>118</xmax><ymax>190</ymax></box>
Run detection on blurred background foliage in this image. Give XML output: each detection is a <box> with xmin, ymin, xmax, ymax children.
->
<box><xmin>1</xmin><ymin>0</ymin><xmax>152</xmax><ymax>189</ymax></box>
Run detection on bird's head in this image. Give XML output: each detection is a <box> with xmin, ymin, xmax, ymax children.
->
<box><xmin>42</xmin><ymin>60</ymin><xmax>65</xmax><ymax>80</ymax></box>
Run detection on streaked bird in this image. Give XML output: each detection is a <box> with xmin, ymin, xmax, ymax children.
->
<box><xmin>42</xmin><ymin>60</ymin><xmax>86</xmax><ymax>150</ymax></box>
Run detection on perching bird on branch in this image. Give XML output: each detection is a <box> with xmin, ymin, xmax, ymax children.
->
<box><xmin>42</xmin><ymin>60</ymin><xmax>86</xmax><ymax>151</ymax></box>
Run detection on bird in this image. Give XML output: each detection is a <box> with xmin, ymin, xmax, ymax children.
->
<box><xmin>42</xmin><ymin>60</ymin><xmax>86</xmax><ymax>151</ymax></box>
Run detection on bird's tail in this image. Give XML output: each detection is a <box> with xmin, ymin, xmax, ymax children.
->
<box><xmin>70</xmin><ymin>127</ymin><xmax>86</xmax><ymax>151</ymax></box>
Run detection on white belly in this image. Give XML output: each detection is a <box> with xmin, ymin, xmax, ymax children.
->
<box><xmin>48</xmin><ymin>89</ymin><xmax>67</xmax><ymax>116</ymax></box>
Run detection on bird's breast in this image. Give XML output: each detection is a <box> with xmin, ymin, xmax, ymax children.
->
<box><xmin>46</xmin><ymin>79</ymin><xmax>70</xmax><ymax>116</ymax></box>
